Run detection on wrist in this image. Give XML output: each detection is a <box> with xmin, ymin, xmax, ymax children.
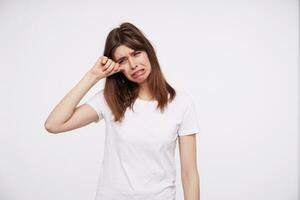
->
<box><xmin>84</xmin><ymin>71</ymin><xmax>104</xmax><ymax>85</ymax></box>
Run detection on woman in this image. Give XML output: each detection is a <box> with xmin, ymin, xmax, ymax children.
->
<box><xmin>45</xmin><ymin>22</ymin><xmax>201</xmax><ymax>200</ymax></box>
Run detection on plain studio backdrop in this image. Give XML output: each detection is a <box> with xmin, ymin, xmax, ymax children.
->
<box><xmin>0</xmin><ymin>0</ymin><xmax>298</xmax><ymax>200</ymax></box>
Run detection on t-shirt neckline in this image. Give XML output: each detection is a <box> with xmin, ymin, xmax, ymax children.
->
<box><xmin>136</xmin><ymin>97</ymin><xmax>157</xmax><ymax>104</ymax></box>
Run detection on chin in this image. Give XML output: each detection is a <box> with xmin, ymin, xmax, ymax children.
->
<box><xmin>131</xmin><ymin>76</ymin><xmax>147</xmax><ymax>83</ymax></box>
<box><xmin>134</xmin><ymin>79</ymin><xmax>148</xmax><ymax>84</ymax></box>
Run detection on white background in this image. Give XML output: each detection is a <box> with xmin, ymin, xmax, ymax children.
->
<box><xmin>0</xmin><ymin>0</ymin><xmax>298</xmax><ymax>200</ymax></box>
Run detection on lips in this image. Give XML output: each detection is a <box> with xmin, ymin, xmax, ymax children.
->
<box><xmin>132</xmin><ymin>69</ymin><xmax>145</xmax><ymax>78</ymax></box>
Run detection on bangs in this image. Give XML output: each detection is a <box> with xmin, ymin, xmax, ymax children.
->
<box><xmin>119</xmin><ymin>32</ymin><xmax>146</xmax><ymax>51</ymax></box>
<box><xmin>110</xmin><ymin>34</ymin><xmax>146</xmax><ymax>59</ymax></box>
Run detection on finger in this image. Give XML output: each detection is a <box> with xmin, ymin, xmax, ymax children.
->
<box><xmin>103</xmin><ymin>59</ymin><xmax>113</xmax><ymax>70</ymax></box>
<box><xmin>115</xmin><ymin>63</ymin><xmax>125</xmax><ymax>73</ymax></box>
<box><xmin>105</xmin><ymin>63</ymin><xmax>118</xmax><ymax>76</ymax></box>
<box><xmin>104</xmin><ymin>61</ymin><xmax>116</xmax><ymax>72</ymax></box>
<box><xmin>112</xmin><ymin>63</ymin><xmax>120</xmax><ymax>73</ymax></box>
<box><xmin>115</xmin><ymin>63</ymin><xmax>120</xmax><ymax>70</ymax></box>
<box><xmin>101</xmin><ymin>56</ymin><xmax>108</xmax><ymax>65</ymax></box>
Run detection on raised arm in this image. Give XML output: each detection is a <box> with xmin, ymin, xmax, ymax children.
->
<box><xmin>44</xmin><ymin>56</ymin><xmax>121</xmax><ymax>134</ymax></box>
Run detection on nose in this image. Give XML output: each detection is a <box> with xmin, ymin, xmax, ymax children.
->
<box><xmin>128</xmin><ymin>57</ymin><xmax>137</xmax><ymax>69</ymax></box>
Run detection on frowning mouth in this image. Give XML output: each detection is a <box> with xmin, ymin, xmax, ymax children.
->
<box><xmin>132</xmin><ymin>69</ymin><xmax>145</xmax><ymax>78</ymax></box>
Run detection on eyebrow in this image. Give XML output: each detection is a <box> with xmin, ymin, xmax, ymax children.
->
<box><xmin>116</xmin><ymin>50</ymin><xmax>139</xmax><ymax>63</ymax></box>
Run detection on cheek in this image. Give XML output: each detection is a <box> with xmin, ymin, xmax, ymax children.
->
<box><xmin>146</xmin><ymin>61</ymin><xmax>151</xmax><ymax>70</ymax></box>
<box><xmin>122</xmin><ymin>67</ymin><xmax>131</xmax><ymax>77</ymax></box>
<box><xmin>144</xmin><ymin>57</ymin><xmax>151</xmax><ymax>68</ymax></box>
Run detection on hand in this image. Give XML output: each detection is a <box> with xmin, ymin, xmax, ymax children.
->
<box><xmin>89</xmin><ymin>56</ymin><xmax>124</xmax><ymax>80</ymax></box>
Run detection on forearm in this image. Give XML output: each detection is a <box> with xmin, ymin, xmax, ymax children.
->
<box><xmin>45</xmin><ymin>72</ymin><xmax>102</xmax><ymax>126</ymax></box>
<box><xmin>181</xmin><ymin>170</ymin><xmax>200</xmax><ymax>200</ymax></box>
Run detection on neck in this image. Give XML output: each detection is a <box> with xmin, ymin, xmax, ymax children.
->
<box><xmin>138</xmin><ymin>82</ymin><xmax>153</xmax><ymax>100</ymax></box>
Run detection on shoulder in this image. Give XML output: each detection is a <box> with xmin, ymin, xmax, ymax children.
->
<box><xmin>94</xmin><ymin>88</ymin><xmax>105</xmax><ymax>97</ymax></box>
<box><xmin>174</xmin><ymin>89</ymin><xmax>194</xmax><ymax>105</ymax></box>
<box><xmin>90</xmin><ymin>88</ymin><xmax>106</xmax><ymax>102</ymax></box>
<box><xmin>85</xmin><ymin>88</ymin><xmax>107</xmax><ymax>107</ymax></box>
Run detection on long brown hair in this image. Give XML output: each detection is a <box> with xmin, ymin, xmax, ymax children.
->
<box><xmin>102</xmin><ymin>22</ymin><xmax>176</xmax><ymax>123</ymax></box>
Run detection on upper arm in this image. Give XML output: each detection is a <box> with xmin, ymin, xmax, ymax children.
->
<box><xmin>46</xmin><ymin>103</ymin><xmax>103</xmax><ymax>134</ymax></box>
<box><xmin>178</xmin><ymin>134</ymin><xmax>198</xmax><ymax>175</ymax></box>
<box><xmin>177</xmin><ymin>93</ymin><xmax>201</xmax><ymax>137</ymax></box>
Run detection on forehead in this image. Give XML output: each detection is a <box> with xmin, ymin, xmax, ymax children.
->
<box><xmin>113</xmin><ymin>45</ymin><xmax>135</xmax><ymax>59</ymax></box>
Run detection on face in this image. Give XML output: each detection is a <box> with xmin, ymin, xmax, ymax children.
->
<box><xmin>113</xmin><ymin>45</ymin><xmax>152</xmax><ymax>84</ymax></box>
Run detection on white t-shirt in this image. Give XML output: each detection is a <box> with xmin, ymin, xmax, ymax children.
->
<box><xmin>85</xmin><ymin>88</ymin><xmax>201</xmax><ymax>200</ymax></box>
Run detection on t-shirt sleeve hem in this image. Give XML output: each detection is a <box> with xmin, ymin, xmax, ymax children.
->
<box><xmin>178</xmin><ymin>129</ymin><xmax>201</xmax><ymax>136</ymax></box>
<box><xmin>85</xmin><ymin>102</ymin><xmax>104</xmax><ymax>123</ymax></box>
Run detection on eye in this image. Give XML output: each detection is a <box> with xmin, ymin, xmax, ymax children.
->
<box><xmin>119</xmin><ymin>59</ymin><xmax>126</xmax><ymax>64</ymax></box>
<box><xmin>134</xmin><ymin>51</ymin><xmax>140</xmax><ymax>56</ymax></box>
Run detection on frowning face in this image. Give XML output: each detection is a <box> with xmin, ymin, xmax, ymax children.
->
<box><xmin>113</xmin><ymin>45</ymin><xmax>152</xmax><ymax>84</ymax></box>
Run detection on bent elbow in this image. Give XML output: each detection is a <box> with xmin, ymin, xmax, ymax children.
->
<box><xmin>44</xmin><ymin>122</ymin><xmax>60</xmax><ymax>134</ymax></box>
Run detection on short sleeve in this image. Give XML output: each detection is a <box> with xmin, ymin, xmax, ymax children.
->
<box><xmin>177</xmin><ymin>95</ymin><xmax>201</xmax><ymax>136</ymax></box>
<box><xmin>84</xmin><ymin>90</ymin><xmax>105</xmax><ymax>123</ymax></box>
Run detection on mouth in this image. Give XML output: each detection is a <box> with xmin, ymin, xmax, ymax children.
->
<box><xmin>132</xmin><ymin>69</ymin><xmax>145</xmax><ymax>78</ymax></box>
